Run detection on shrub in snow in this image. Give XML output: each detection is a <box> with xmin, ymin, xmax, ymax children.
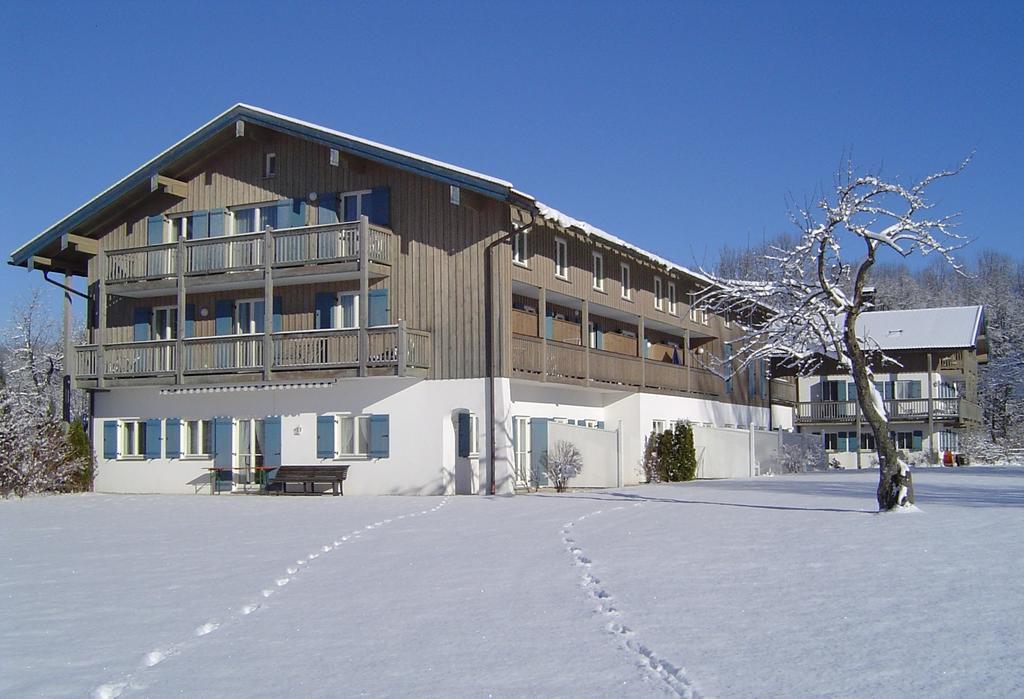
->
<box><xmin>542</xmin><ymin>440</ymin><xmax>583</xmax><ymax>492</ymax></box>
<box><xmin>646</xmin><ymin>422</ymin><xmax>697</xmax><ymax>482</ymax></box>
<box><xmin>640</xmin><ymin>432</ymin><xmax>661</xmax><ymax>483</ymax></box>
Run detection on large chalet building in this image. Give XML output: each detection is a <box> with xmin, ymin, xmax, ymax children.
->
<box><xmin>13</xmin><ymin>105</ymin><xmax>794</xmax><ymax>494</ymax></box>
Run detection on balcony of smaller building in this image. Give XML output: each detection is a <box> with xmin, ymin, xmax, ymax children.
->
<box><xmin>795</xmin><ymin>396</ymin><xmax>981</xmax><ymax>426</ymax></box>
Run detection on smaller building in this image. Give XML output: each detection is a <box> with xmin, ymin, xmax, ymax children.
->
<box><xmin>795</xmin><ymin>306</ymin><xmax>987</xmax><ymax>468</ymax></box>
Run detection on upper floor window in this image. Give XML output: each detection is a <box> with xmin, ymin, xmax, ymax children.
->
<box><xmin>336</xmin><ymin>292</ymin><xmax>359</xmax><ymax>330</ymax></box>
<box><xmin>654</xmin><ymin>277</ymin><xmax>664</xmax><ymax>311</ymax></box>
<box><xmin>592</xmin><ymin>252</ymin><xmax>604</xmax><ymax>291</ymax></box>
<box><xmin>689</xmin><ymin>294</ymin><xmax>699</xmax><ymax>322</ymax></box>
<box><xmin>724</xmin><ymin>312</ymin><xmax>731</xmax><ymax>328</ymax></box>
<box><xmin>620</xmin><ymin>263</ymin><xmax>632</xmax><ymax>300</ymax></box>
<box><xmin>513</xmin><ymin>230</ymin><xmax>529</xmax><ymax>266</ymax></box>
<box><xmin>555</xmin><ymin>238</ymin><xmax>569</xmax><ymax>280</ymax></box>
<box><xmin>233</xmin><ymin>203</ymin><xmax>278</xmax><ymax>235</ymax></box>
<box><xmin>340</xmin><ymin>190</ymin><xmax>373</xmax><ymax>222</ymax></box>
<box><xmin>263</xmin><ymin>152</ymin><xmax>277</xmax><ymax>178</ymax></box>
<box><xmin>668</xmin><ymin>282</ymin><xmax>677</xmax><ymax>315</ymax></box>
<box><xmin>450</xmin><ymin>185</ymin><xmax>461</xmax><ymax>206</ymax></box>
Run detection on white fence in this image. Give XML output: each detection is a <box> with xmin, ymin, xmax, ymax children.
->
<box><xmin>547</xmin><ymin>422</ymin><xmax>620</xmax><ymax>488</ymax></box>
<box><xmin>694</xmin><ymin>425</ymin><xmax>824</xmax><ymax>478</ymax></box>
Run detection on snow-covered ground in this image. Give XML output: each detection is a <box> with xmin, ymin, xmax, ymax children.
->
<box><xmin>2</xmin><ymin>468</ymin><xmax>1023</xmax><ymax>698</ymax></box>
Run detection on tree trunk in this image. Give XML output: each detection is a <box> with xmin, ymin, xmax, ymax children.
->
<box><xmin>844</xmin><ymin>310</ymin><xmax>914</xmax><ymax>510</ymax></box>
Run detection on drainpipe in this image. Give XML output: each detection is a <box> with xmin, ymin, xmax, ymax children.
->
<box><xmin>484</xmin><ymin>208</ymin><xmax>535</xmax><ymax>495</ymax></box>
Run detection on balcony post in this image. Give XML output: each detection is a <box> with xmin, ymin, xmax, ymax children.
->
<box><xmin>685</xmin><ymin>328</ymin><xmax>691</xmax><ymax>394</ymax></box>
<box><xmin>62</xmin><ymin>273</ymin><xmax>73</xmax><ymax>421</ymax></box>
<box><xmin>176</xmin><ymin>236</ymin><xmax>185</xmax><ymax>385</ymax></box>
<box><xmin>538</xmin><ymin>286</ymin><xmax>547</xmax><ymax>382</ymax></box>
<box><xmin>581</xmin><ymin>298</ymin><xmax>590</xmax><ymax>383</ymax></box>
<box><xmin>263</xmin><ymin>227</ymin><xmax>274</xmax><ymax>381</ymax></box>
<box><xmin>398</xmin><ymin>319</ymin><xmax>407</xmax><ymax>377</ymax></box>
<box><xmin>638</xmin><ymin>314</ymin><xmax>646</xmax><ymax>388</ymax></box>
<box><xmin>926</xmin><ymin>352</ymin><xmax>934</xmax><ymax>457</ymax></box>
<box><xmin>358</xmin><ymin>215</ymin><xmax>370</xmax><ymax>377</ymax></box>
<box><xmin>97</xmin><ymin>249</ymin><xmax>107</xmax><ymax>389</ymax></box>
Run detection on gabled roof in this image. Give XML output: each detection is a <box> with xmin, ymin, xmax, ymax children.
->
<box><xmin>857</xmin><ymin>305</ymin><xmax>985</xmax><ymax>351</ymax></box>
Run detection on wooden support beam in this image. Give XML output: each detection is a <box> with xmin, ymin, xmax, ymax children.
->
<box><xmin>60</xmin><ymin>233</ymin><xmax>99</xmax><ymax>255</ymax></box>
<box><xmin>358</xmin><ymin>215</ymin><xmax>370</xmax><ymax>377</ymax></box>
<box><xmin>150</xmin><ymin>174</ymin><xmax>188</xmax><ymax>198</ymax></box>
<box><xmin>27</xmin><ymin>255</ymin><xmax>52</xmax><ymax>271</ymax></box>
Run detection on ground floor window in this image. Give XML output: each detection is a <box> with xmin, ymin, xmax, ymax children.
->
<box><xmin>338</xmin><ymin>415</ymin><xmax>371</xmax><ymax>456</ymax></box>
<box><xmin>860</xmin><ymin>431</ymin><xmax>876</xmax><ymax>451</ymax></box>
<box><xmin>652</xmin><ymin>420</ymin><xmax>666</xmax><ymax>434</ymax></box>
<box><xmin>892</xmin><ymin>431</ymin><xmax>921</xmax><ymax>452</ymax></box>
<box><xmin>468</xmin><ymin>413</ymin><xmax>479</xmax><ymax>456</ymax></box>
<box><xmin>121</xmin><ymin>420</ymin><xmax>146</xmax><ymax>457</ymax></box>
<box><xmin>184</xmin><ymin>419</ymin><xmax>213</xmax><ymax>457</ymax></box>
<box><xmin>824</xmin><ymin>433</ymin><xmax>839</xmax><ymax>451</ymax></box>
<box><xmin>513</xmin><ymin>416</ymin><xmax>531</xmax><ymax>484</ymax></box>
<box><xmin>938</xmin><ymin>429</ymin><xmax>958</xmax><ymax>451</ymax></box>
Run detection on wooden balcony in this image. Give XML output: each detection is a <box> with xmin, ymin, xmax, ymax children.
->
<box><xmin>104</xmin><ymin>220</ymin><xmax>393</xmax><ymax>284</ymax></box>
<box><xmin>73</xmin><ymin>324</ymin><xmax>430</xmax><ymax>384</ymax></box>
<box><xmin>510</xmin><ymin>334</ymin><xmax>721</xmax><ymax>397</ymax></box>
<box><xmin>770</xmin><ymin>378</ymin><xmax>798</xmax><ymax>405</ymax></box>
<box><xmin>796</xmin><ymin>397</ymin><xmax>981</xmax><ymax>425</ymax></box>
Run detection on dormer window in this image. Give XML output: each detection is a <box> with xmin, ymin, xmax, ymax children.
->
<box><xmin>263</xmin><ymin>152</ymin><xmax>277</xmax><ymax>178</ymax></box>
<box><xmin>555</xmin><ymin>238</ymin><xmax>569</xmax><ymax>280</ymax></box>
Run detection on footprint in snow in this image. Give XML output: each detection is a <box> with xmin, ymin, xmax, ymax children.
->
<box><xmin>241</xmin><ymin>603</ymin><xmax>260</xmax><ymax>615</ymax></box>
<box><xmin>321</xmin><ymin>545</ymin><xmax>332</xmax><ymax>552</ymax></box>
<box><xmin>276</xmin><ymin>578</ymin><xmax>289</xmax><ymax>587</ymax></box>
<box><xmin>93</xmin><ymin>682</ymin><xmax>128</xmax><ymax>699</ymax></box>
<box><xmin>262</xmin><ymin>589</ymin><xmax>274</xmax><ymax>598</ymax></box>
<box><xmin>308</xmin><ymin>553</ymin><xmax>319</xmax><ymax>560</ymax></box>
<box><xmin>287</xmin><ymin>567</ymin><xmax>298</xmax><ymax>575</ymax></box>
<box><xmin>195</xmin><ymin>622</ymin><xmax>219</xmax><ymax>636</ymax></box>
<box><xmin>142</xmin><ymin>650</ymin><xmax>165</xmax><ymax>667</ymax></box>
<box><xmin>296</xmin><ymin>559</ymin><xmax>307</xmax><ymax>566</ymax></box>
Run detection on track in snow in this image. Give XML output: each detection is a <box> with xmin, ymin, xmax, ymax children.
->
<box><xmin>560</xmin><ymin>503</ymin><xmax>702</xmax><ymax>698</ymax></box>
<box><xmin>93</xmin><ymin>498</ymin><xmax>450</xmax><ymax>699</ymax></box>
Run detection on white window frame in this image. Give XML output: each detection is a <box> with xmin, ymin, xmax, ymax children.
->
<box><xmin>151</xmin><ymin>305</ymin><xmax>178</xmax><ymax>341</ymax></box>
<box><xmin>724</xmin><ymin>312</ymin><xmax>731</xmax><ymax>328</ymax></box>
<box><xmin>468</xmin><ymin>413</ymin><xmax>479</xmax><ymax>456</ymax></box>
<box><xmin>554</xmin><ymin>237</ymin><xmax>569</xmax><ymax>280</ymax></box>
<box><xmin>592</xmin><ymin>252</ymin><xmax>604</xmax><ymax>291</ymax></box>
<box><xmin>335</xmin><ymin>292</ymin><xmax>360</xmax><ymax>330</ymax></box>
<box><xmin>263</xmin><ymin>152</ymin><xmax>277</xmax><ymax>178</ymax></box>
<box><xmin>668</xmin><ymin>282</ymin><xmax>677</xmax><ymax>315</ymax></box>
<box><xmin>450</xmin><ymin>185</ymin><xmax>461</xmax><ymax>206</ymax></box>
<box><xmin>513</xmin><ymin>415</ymin><xmax>531</xmax><ymax>484</ymax></box>
<box><xmin>231</xmin><ymin>202</ymin><xmax>277</xmax><ymax>235</ymax></box>
<box><xmin>689</xmin><ymin>294</ymin><xmax>699</xmax><ymax>322</ymax></box>
<box><xmin>120</xmin><ymin>420</ymin><xmax>146</xmax><ymax>459</ymax></box>
<box><xmin>169</xmin><ymin>215</ymin><xmax>189</xmax><ymax>241</ymax></box>
<box><xmin>182</xmin><ymin>419</ymin><xmax>213</xmax><ymax>458</ymax></box>
<box><xmin>653</xmin><ymin>276</ymin><xmax>663</xmax><ymax>311</ymax></box>
<box><xmin>652</xmin><ymin>420</ymin><xmax>666</xmax><ymax>434</ymax></box>
<box><xmin>620</xmin><ymin>263</ymin><xmax>632</xmax><ymax>300</ymax></box>
<box><xmin>860</xmin><ymin>431</ymin><xmax>876</xmax><ymax>452</ymax></box>
<box><xmin>234</xmin><ymin>298</ymin><xmax>263</xmax><ymax>335</ymax></box>
<box><xmin>336</xmin><ymin>414</ymin><xmax>371</xmax><ymax>457</ymax></box>
<box><xmin>701</xmin><ymin>308</ymin><xmax>710</xmax><ymax>325</ymax></box>
<box><xmin>339</xmin><ymin>189</ymin><xmax>373</xmax><ymax>223</ymax></box>
<box><xmin>823</xmin><ymin>432</ymin><xmax>839</xmax><ymax>452</ymax></box>
<box><xmin>583</xmin><ymin>419</ymin><xmax>598</xmax><ymax>429</ymax></box>
<box><xmin>512</xmin><ymin>230</ymin><xmax>529</xmax><ymax>267</ymax></box>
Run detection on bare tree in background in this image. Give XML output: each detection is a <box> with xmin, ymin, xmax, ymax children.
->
<box><xmin>700</xmin><ymin>158</ymin><xmax>970</xmax><ymax>511</ymax></box>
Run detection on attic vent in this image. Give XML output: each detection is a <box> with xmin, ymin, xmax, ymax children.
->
<box><xmin>887</xmin><ymin>329</ymin><xmax>903</xmax><ymax>337</ymax></box>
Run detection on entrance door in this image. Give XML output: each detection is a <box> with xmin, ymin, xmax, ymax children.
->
<box><xmin>235</xmin><ymin>418</ymin><xmax>265</xmax><ymax>488</ymax></box>
<box><xmin>512</xmin><ymin>416</ymin><xmax>531</xmax><ymax>488</ymax></box>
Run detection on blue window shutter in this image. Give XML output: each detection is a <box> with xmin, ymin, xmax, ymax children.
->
<box><xmin>595</xmin><ymin>325</ymin><xmax>603</xmax><ymax>350</ymax></box>
<box><xmin>276</xmin><ymin>198</ymin><xmax>306</xmax><ymax>229</ymax></box>
<box><xmin>848</xmin><ymin>382</ymin><xmax>857</xmax><ymax>399</ymax></box>
<box><xmin>530</xmin><ymin>418</ymin><xmax>550</xmax><ymax>486</ymax></box>
<box><xmin>343</xmin><ymin>194</ymin><xmax>359</xmax><ymax>222</ymax></box>
<box><xmin>368</xmin><ymin>187</ymin><xmax>391</xmax><ymax>227</ymax></box>
<box><xmin>191</xmin><ymin>210</ymin><xmax>210</xmax><ymax>239</ymax></box>
<box><xmin>837</xmin><ymin>381</ymin><xmax>847</xmax><ymax>402</ymax></box>
<box><xmin>368</xmin><ymin>289</ymin><xmax>388</xmax><ymax>327</ymax></box>
<box><xmin>597</xmin><ymin>421</ymin><xmax>605</xmax><ymax>429</ymax></box>
<box><xmin>184</xmin><ymin>304</ymin><xmax>196</xmax><ymax>338</ymax></box>
<box><xmin>457</xmin><ymin>412</ymin><xmax>471</xmax><ymax>458</ymax></box>
<box><xmin>273</xmin><ymin>296</ymin><xmax>282</xmax><ymax>332</ymax></box>
<box><xmin>133</xmin><ymin>307</ymin><xmax>152</xmax><ymax>341</ymax></box>
<box><xmin>913</xmin><ymin>431</ymin><xmax>923</xmax><ymax>452</ymax></box>
<box><xmin>209</xmin><ymin>208</ymin><xmax>228</xmax><ymax>237</ymax></box>
<box><xmin>147</xmin><ymin>215</ymin><xmax>165</xmax><ymax>245</ymax></box>
<box><xmin>103</xmin><ymin>420</ymin><xmax>118</xmax><ymax>459</ymax></box>
<box><xmin>369</xmin><ymin>414</ymin><xmax>390</xmax><ymax>458</ymax></box>
<box><xmin>315</xmin><ymin>292</ymin><xmax>335</xmax><ymax>330</ymax></box>
<box><xmin>909</xmin><ymin>381</ymin><xmax>922</xmax><ymax>399</ymax></box>
<box><xmin>215</xmin><ymin>300</ymin><xmax>233</xmax><ymax>336</ymax></box>
<box><xmin>214</xmin><ymin>418</ymin><xmax>233</xmax><ymax>469</ymax></box>
<box><xmin>318</xmin><ymin>193</ymin><xmax>338</xmax><ymax>225</ymax></box>
<box><xmin>724</xmin><ymin>344</ymin><xmax>734</xmax><ymax>393</ymax></box>
<box><xmin>748</xmin><ymin>363</ymin><xmax>756</xmax><ymax>398</ymax></box>
<box><xmin>144</xmin><ymin>419</ymin><xmax>162</xmax><ymax>459</ymax></box>
<box><xmin>165</xmin><ymin>418</ymin><xmax>181</xmax><ymax>459</ymax></box>
<box><xmin>761</xmin><ymin>361</ymin><xmax>769</xmax><ymax>398</ymax></box>
<box><xmin>545</xmin><ymin>315</ymin><xmax>553</xmax><ymax>340</ymax></box>
<box><xmin>263</xmin><ymin>416</ymin><xmax>281</xmax><ymax>467</ymax></box>
<box><xmin>253</xmin><ymin>301</ymin><xmax>265</xmax><ymax>334</ymax></box>
<box><xmin>316</xmin><ymin>415</ymin><xmax>335</xmax><ymax>458</ymax></box>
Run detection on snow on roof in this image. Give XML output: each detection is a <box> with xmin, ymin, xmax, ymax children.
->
<box><xmin>857</xmin><ymin>306</ymin><xmax>984</xmax><ymax>351</ymax></box>
<box><xmin>528</xmin><ymin>200</ymin><xmax>714</xmax><ymax>286</ymax></box>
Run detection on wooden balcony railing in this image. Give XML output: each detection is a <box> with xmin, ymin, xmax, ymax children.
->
<box><xmin>75</xmin><ymin>325</ymin><xmax>430</xmax><ymax>380</ymax></box>
<box><xmin>770</xmin><ymin>378</ymin><xmax>798</xmax><ymax>405</ymax></box>
<box><xmin>796</xmin><ymin>397</ymin><xmax>980</xmax><ymax>424</ymax></box>
<box><xmin>510</xmin><ymin>334</ymin><xmax>721</xmax><ymax>397</ymax></box>
<box><xmin>104</xmin><ymin>220</ymin><xmax>393</xmax><ymax>283</ymax></box>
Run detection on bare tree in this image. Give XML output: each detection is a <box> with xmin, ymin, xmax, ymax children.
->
<box><xmin>541</xmin><ymin>440</ymin><xmax>583</xmax><ymax>492</ymax></box>
<box><xmin>700</xmin><ymin>158</ymin><xmax>970</xmax><ymax>510</ymax></box>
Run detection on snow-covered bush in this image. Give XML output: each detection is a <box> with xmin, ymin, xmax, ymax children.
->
<box><xmin>640</xmin><ymin>431</ymin><xmax>661</xmax><ymax>483</ymax></box>
<box><xmin>643</xmin><ymin>422</ymin><xmax>697</xmax><ymax>482</ymax></box>
<box><xmin>542</xmin><ymin>441</ymin><xmax>583</xmax><ymax>492</ymax></box>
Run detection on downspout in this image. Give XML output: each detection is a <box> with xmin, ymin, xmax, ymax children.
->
<box><xmin>484</xmin><ymin>206</ymin><xmax>536</xmax><ymax>495</ymax></box>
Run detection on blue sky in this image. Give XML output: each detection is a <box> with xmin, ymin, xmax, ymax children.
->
<box><xmin>2</xmin><ymin>1</ymin><xmax>1022</xmax><ymax>315</ymax></box>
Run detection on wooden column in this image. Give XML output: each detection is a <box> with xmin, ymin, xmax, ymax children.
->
<box><xmin>638</xmin><ymin>314</ymin><xmax>646</xmax><ymax>389</ymax></box>
<box><xmin>538</xmin><ymin>286</ymin><xmax>547</xmax><ymax>382</ymax></box>
<box><xmin>581</xmin><ymin>298</ymin><xmax>590</xmax><ymax>383</ymax></box>
<box><xmin>97</xmin><ymin>250</ymin><xmax>107</xmax><ymax>390</ymax></box>
<box><xmin>685</xmin><ymin>328</ymin><xmax>691</xmax><ymax>394</ymax></box>
<box><xmin>398</xmin><ymin>319</ymin><xmax>407</xmax><ymax>377</ymax></box>
<box><xmin>358</xmin><ymin>215</ymin><xmax>370</xmax><ymax>377</ymax></box>
<box><xmin>63</xmin><ymin>272</ymin><xmax>73</xmax><ymax>422</ymax></box>
<box><xmin>263</xmin><ymin>227</ymin><xmax>274</xmax><ymax>381</ymax></box>
<box><xmin>176</xmin><ymin>237</ymin><xmax>185</xmax><ymax>385</ymax></box>
<box><xmin>926</xmin><ymin>352</ymin><xmax>934</xmax><ymax>458</ymax></box>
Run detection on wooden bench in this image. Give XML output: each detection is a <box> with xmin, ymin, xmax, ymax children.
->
<box><xmin>268</xmin><ymin>465</ymin><xmax>350</xmax><ymax>496</ymax></box>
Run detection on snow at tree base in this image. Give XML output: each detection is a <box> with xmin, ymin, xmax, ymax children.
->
<box><xmin>2</xmin><ymin>468</ymin><xmax>1022</xmax><ymax>698</ymax></box>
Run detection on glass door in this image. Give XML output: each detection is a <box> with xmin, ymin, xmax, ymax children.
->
<box><xmin>234</xmin><ymin>299</ymin><xmax>264</xmax><ymax>368</ymax></box>
<box><xmin>152</xmin><ymin>306</ymin><xmax>177</xmax><ymax>372</ymax></box>
<box><xmin>235</xmin><ymin>418</ymin><xmax>265</xmax><ymax>488</ymax></box>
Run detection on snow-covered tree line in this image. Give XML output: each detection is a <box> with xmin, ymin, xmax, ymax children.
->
<box><xmin>716</xmin><ymin>241</ymin><xmax>1024</xmax><ymax>461</ymax></box>
<box><xmin>0</xmin><ymin>290</ymin><xmax>92</xmax><ymax>497</ymax></box>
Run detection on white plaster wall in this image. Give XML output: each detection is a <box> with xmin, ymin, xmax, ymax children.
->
<box><xmin>92</xmin><ymin>378</ymin><xmax>513</xmax><ymax>496</ymax></box>
<box><xmin>547</xmin><ymin>422</ymin><xmax>619</xmax><ymax>488</ymax></box>
<box><xmin>772</xmin><ymin>405</ymin><xmax>794</xmax><ymax>431</ymax></box>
